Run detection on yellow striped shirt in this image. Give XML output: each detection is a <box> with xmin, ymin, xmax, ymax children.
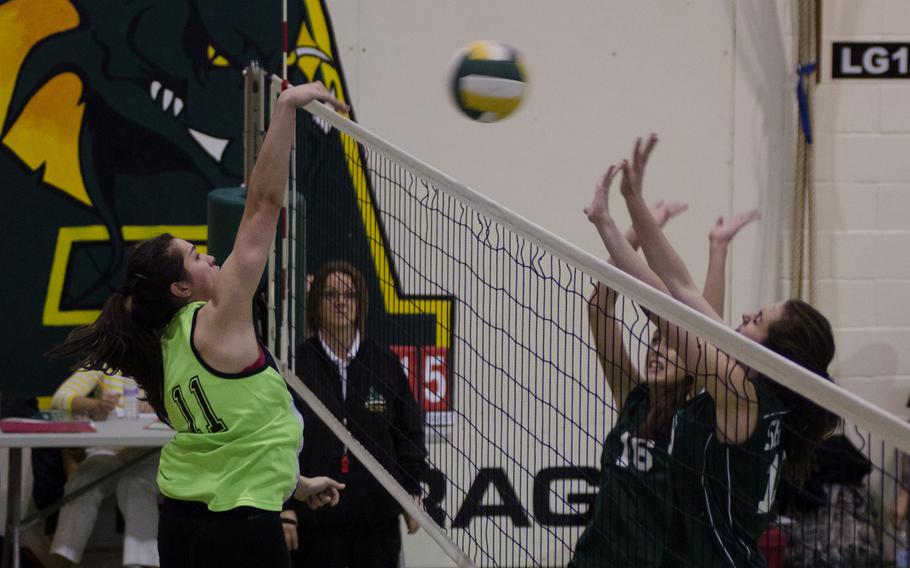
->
<box><xmin>51</xmin><ymin>369</ymin><xmax>127</xmax><ymax>411</ymax></box>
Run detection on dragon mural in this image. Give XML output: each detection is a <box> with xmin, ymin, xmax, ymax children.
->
<box><xmin>1</xmin><ymin>0</ymin><xmax>452</xmax><ymax>407</ymax></box>
<box><xmin>2</xmin><ymin>0</ymin><xmax>294</xmax><ymax>388</ymax></box>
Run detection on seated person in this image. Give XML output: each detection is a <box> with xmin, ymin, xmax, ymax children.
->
<box><xmin>775</xmin><ymin>434</ymin><xmax>881</xmax><ymax>567</ymax></box>
<box><xmin>49</xmin><ymin>368</ymin><xmax>159</xmax><ymax>568</ymax></box>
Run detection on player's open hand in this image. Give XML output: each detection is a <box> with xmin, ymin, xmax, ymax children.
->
<box><xmin>619</xmin><ymin>134</ymin><xmax>658</xmax><ymax>201</ymax></box>
<box><xmin>584</xmin><ymin>164</ymin><xmax>620</xmax><ymax>224</ymax></box>
<box><xmin>295</xmin><ymin>475</ymin><xmax>344</xmax><ymax>509</ymax></box>
<box><xmin>622</xmin><ymin>200</ymin><xmax>687</xmax><ymax>250</ymax></box>
<box><xmin>650</xmin><ymin>200</ymin><xmax>689</xmax><ymax>229</ymax></box>
<box><xmin>709</xmin><ymin>209</ymin><xmax>761</xmax><ymax>247</ymax></box>
<box><xmin>279</xmin><ymin>81</ymin><xmax>349</xmax><ymax>114</ymax></box>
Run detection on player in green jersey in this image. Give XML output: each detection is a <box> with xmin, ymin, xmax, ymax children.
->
<box><xmin>50</xmin><ymin>82</ymin><xmax>350</xmax><ymax>567</ymax></box>
<box><xmin>617</xmin><ymin>134</ymin><xmax>839</xmax><ymax>567</ymax></box>
<box><xmin>574</xmin><ymin>164</ymin><xmax>758</xmax><ymax>567</ymax></box>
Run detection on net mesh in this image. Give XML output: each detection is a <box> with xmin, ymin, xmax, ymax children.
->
<box><xmin>279</xmin><ymin>103</ymin><xmax>910</xmax><ymax>567</ymax></box>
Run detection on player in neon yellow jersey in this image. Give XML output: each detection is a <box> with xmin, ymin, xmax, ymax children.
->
<box><xmin>50</xmin><ymin>82</ymin><xmax>349</xmax><ymax>567</ymax></box>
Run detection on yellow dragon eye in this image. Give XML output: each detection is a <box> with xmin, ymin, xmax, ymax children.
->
<box><xmin>206</xmin><ymin>45</ymin><xmax>230</xmax><ymax>68</ymax></box>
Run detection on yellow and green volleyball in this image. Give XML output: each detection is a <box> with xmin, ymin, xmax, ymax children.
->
<box><xmin>449</xmin><ymin>40</ymin><xmax>528</xmax><ymax>123</ymax></box>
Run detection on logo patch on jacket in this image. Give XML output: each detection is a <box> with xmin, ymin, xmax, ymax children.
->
<box><xmin>364</xmin><ymin>387</ymin><xmax>387</xmax><ymax>413</ymax></box>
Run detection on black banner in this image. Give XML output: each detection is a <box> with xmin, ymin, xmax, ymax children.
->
<box><xmin>832</xmin><ymin>42</ymin><xmax>910</xmax><ymax>78</ymax></box>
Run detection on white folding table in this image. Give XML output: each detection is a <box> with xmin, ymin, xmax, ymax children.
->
<box><xmin>0</xmin><ymin>417</ymin><xmax>174</xmax><ymax>568</ymax></box>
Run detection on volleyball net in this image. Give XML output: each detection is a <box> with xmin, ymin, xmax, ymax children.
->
<box><xmin>252</xmin><ymin>73</ymin><xmax>910</xmax><ymax>566</ymax></box>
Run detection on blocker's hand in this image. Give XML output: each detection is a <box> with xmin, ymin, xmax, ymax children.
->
<box><xmin>623</xmin><ymin>200</ymin><xmax>688</xmax><ymax>250</ymax></box>
<box><xmin>294</xmin><ymin>475</ymin><xmax>345</xmax><ymax>509</ymax></box>
<box><xmin>619</xmin><ymin>133</ymin><xmax>658</xmax><ymax>201</ymax></box>
<box><xmin>708</xmin><ymin>209</ymin><xmax>761</xmax><ymax>247</ymax></box>
<box><xmin>279</xmin><ymin>81</ymin><xmax>349</xmax><ymax>114</ymax></box>
<box><xmin>650</xmin><ymin>200</ymin><xmax>689</xmax><ymax>229</ymax></box>
<box><xmin>584</xmin><ymin>164</ymin><xmax>621</xmax><ymax>225</ymax></box>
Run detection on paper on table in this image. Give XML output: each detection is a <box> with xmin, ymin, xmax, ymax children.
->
<box><xmin>143</xmin><ymin>419</ymin><xmax>173</xmax><ymax>430</ymax></box>
<box><xmin>0</xmin><ymin>418</ymin><xmax>96</xmax><ymax>434</ymax></box>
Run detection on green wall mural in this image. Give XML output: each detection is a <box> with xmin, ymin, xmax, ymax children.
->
<box><xmin>1</xmin><ymin>0</ymin><xmax>454</xmax><ymax>410</ymax></box>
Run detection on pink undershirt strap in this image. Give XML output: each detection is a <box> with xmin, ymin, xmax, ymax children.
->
<box><xmin>242</xmin><ymin>344</ymin><xmax>266</xmax><ymax>373</ymax></box>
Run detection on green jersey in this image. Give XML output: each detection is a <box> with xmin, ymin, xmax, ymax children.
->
<box><xmin>158</xmin><ymin>302</ymin><xmax>303</xmax><ymax>512</ymax></box>
<box><xmin>571</xmin><ymin>385</ymin><xmax>673</xmax><ymax>568</ymax></box>
<box><xmin>665</xmin><ymin>384</ymin><xmax>787</xmax><ymax>567</ymax></box>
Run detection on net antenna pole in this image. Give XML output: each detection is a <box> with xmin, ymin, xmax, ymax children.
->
<box><xmin>275</xmin><ymin>0</ymin><xmax>292</xmax><ymax>368</ymax></box>
<box><xmin>270</xmin><ymin>71</ymin><xmax>294</xmax><ymax>371</ymax></box>
<box><xmin>288</xmin><ymin>119</ymin><xmax>298</xmax><ymax>376</ymax></box>
<box><xmin>243</xmin><ymin>63</ymin><xmax>272</xmax><ymax>350</ymax></box>
<box><xmin>282</xmin><ymin>0</ymin><xmax>288</xmax><ymax>81</ymax></box>
<box><xmin>242</xmin><ymin>61</ymin><xmax>264</xmax><ymax>190</ymax></box>
<box><xmin>261</xmin><ymin>64</ymin><xmax>278</xmax><ymax>358</ymax></box>
<box><xmin>267</xmin><ymin>0</ymin><xmax>293</xmax><ymax>367</ymax></box>
<box><xmin>281</xmin><ymin>0</ymin><xmax>299</xmax><ymax>374</ymax></box>
<box><xmin>273</xmin><ymin>0</ymin><xmax>292</xmax><ymax>367</ymax></box>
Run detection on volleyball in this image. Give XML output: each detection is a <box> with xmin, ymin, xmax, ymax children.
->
<box><xmin>449</xmin><ymin>40</ymin><xmax>528</xmax><ymax>123</ymax></box>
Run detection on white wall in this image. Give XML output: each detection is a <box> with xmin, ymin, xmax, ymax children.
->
<box><xmin>731</xmin><ymin>0</ymin><xmax>910</xmax><ymax>442</ymax></box>
<box><xmin>731</xmin><ymin>10</ymin><xmax>910</xmax><ymax>559</ymax></box>
<box><xmin>328</xmin><ymin>0</ymin><xmax>737</xmax><ymax>284</ymax></box>
<box><xmin>327</xmin><ymin>0</ymin><xmax>910</xmax><ymax>565</ymax></box>
<box><xmin>810</xmin><ymin>0</ymin><xmax>910</xmax><ymax>420</ymax></box>
<box><xmin>811</xmin><ymin>2</ymin><xmax>910</xmax><ymax>542</ymax></box>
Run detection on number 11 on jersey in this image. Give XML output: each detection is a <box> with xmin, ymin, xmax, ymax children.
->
<box><xmin>171</xmin><ymin>376</ymin><xmax>227</xmax><ymax>434</ymax></box>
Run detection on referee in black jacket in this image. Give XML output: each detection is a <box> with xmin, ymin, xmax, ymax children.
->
<box><xmin>282</xmin><ymin>261</ymin><xmax>428</xmax><ymax>568</ymax></box>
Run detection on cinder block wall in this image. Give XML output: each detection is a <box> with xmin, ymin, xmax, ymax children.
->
<box><xmin>813</xmin><ymin>0</ymin><xmax>910</xmax><ymax>422</ymax></box>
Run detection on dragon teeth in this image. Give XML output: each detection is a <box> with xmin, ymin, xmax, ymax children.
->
<box><xmin>162</xmin><ymin>88</ymin><xmax>174</xmax><ymax>111</ymax></box>
<box><xmin>188</xmin><ymin>128</ymin><xmax>230</xmax><ymax>162</ymax></box>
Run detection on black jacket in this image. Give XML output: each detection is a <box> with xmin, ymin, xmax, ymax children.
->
<box><xmin>775</xmin><ymin>434</ymin><xmax>873</xmax><ymax>513</ymax></box>
<box><xmin>289</xmin><ymin>336</ymin><xmax>427</xmax><ymax>526</ymax></box>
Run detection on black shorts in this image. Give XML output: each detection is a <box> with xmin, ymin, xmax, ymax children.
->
<box><xmin>158</xmin><ymin>497</ymin><xmax>290</xmax><ymax>568</ymax></box>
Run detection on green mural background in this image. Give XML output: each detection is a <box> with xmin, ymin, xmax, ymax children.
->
<box><xmin>0</xmin><ymin>0</ymin><xmax>454</xmax><ymax>406</ymax></box>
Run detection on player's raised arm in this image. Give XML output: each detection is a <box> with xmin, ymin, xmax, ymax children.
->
<box><xmin>619</xmin><ymin>135</ymin><xmax>721</xmax><ymax>321</ymax></box>
<box><xmin>587</xmin><ymin>283</ymin><xmax>640</xmax><ymax>411</ymax></box>
<box><xmin>208</xmin><ymin>83</ymin><xmax>348</xmax><ymax>329</ymax></box>
<box><xmin>585</xmin><ymin>165</ymin><xmax>674</xmax><ymax>296</ymax></box>
<box><xmin>615</xmin><ymin>135</ymin><xmax>762</xmax><ymax>442</ymax></box>
<box><xmin>585</xmin><ymin>165</ymin><xmax>689</xmax><ymax>410</ymax></box>
<box><xmin>702</xmin><ymin>210</ymin><xmax>760</xmax><ymax>316</ymax></box>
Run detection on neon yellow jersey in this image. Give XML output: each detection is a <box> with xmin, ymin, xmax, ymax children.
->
<box><xmin>158</xmin><ymin>302</ymin><xmax>303</xmax><ymax>511</ymax></box>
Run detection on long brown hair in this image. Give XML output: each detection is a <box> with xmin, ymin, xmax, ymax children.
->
<box><xmin>306</xmin><ymin>261</ymin><xmax>368</xmax><ymax>336</ymax></box>
<box><xmin>46</xmin><ymin>234</ymin><xmax>188</xmax><ymax>417</ymax></box>
<box><xmin>761</xmin><ymin>299</ymin><xmax>839</xmax><ymax>480</ymax></box>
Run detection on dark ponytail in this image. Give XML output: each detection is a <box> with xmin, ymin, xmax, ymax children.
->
<box><xmin>762</xmin><ymin>299</ymin><xmax>840</xmax><ymax>481</ymax></box>
<box><xmin>47</xmin><ymin>234</ymin><xmax>187</xmax><ymax>417</ymax></box>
